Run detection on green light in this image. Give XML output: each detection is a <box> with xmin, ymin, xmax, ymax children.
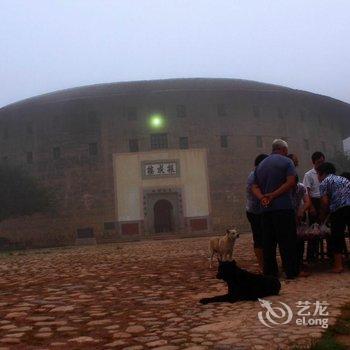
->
<box><xmin>150</xmin><ymin>114</ymin><xmax>164</xmax><ymax>129</ymax></box>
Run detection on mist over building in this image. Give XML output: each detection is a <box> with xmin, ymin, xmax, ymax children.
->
<box><xmin>0</xmin><ymin>78</ymin><xmax>349</xmax><ymax>246</ymax></box>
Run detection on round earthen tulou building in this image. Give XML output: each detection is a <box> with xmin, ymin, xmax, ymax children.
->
<box><xmin>0</xmin><ymin>78</ymin><xmax>349</xmax><ymax>247</ymax></box>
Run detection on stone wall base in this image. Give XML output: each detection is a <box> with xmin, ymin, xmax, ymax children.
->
<box><xmin>75</xmin><ymin>238</ymin><xmax>97</xmax><ymax>245</ymax></box>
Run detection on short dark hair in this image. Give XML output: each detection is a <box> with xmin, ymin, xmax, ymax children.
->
<box><xmin>254</xmin><ymin>154</ymin><xmax>268</xmax><ymax>167</ymax></box>
<box><xmin>340</xmin><ymin>172</ymin><xmax>350</xmax><ymax>181</ymax></box>
<box><xmin>311</xmin><ymin>151</ymin><xmax>325</xmax><ymax>163</ymax></box>
<box><xmin>316</xmin><ymin>162</ymin><xmax>336</xmax><ymax>176</ymax></box>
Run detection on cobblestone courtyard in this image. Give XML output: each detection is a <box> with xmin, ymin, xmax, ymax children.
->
<box><xmin>0</xmin><ymin>234</ymin><xmax>350</xmax><ymax>350</ymax></box>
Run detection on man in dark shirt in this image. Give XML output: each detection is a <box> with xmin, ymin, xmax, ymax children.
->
<box><xmin>253</xmin><ymin>139</ymin><xmax>299</xmax><ymax>279</ymax></box>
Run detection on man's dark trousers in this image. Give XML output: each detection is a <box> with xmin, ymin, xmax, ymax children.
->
<box><xmin>262</xmin><ymin>209</ymin><xmax>299</xmax><ymax>279</ymax></box>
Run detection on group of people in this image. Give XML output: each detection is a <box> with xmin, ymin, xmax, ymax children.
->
<box><xmin>246</xmin><ymin>139</ymin><xmax>350</xmax><ymax>279</ymax></box>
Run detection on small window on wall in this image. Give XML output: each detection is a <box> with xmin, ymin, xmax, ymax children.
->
<box><xmin>176</xmin><ymin>105</ymin><xmax>186</xmax><ymax>118</ymax></box>
<box><xmin>87</xmin><ymin>110</ymin><xmax>98</xmax><ymax>126</ymax></box>
<box><xmin>303</xmin><ymin>139</ymin><xmax>309</xmax><ymax>150</ymax></box>
<box><xmin>321</xmin><ymin>141</ymin><xmax>326</xmax><ymax>152</ymax></box>
<box><xmin>220</xmin><ymin>135</ymin><xmax>228</xmax><ymax>148</ymax></box>
<box><xmin>217</xmin><ymin>104</ymin><xmax>227</xmax><ymax>116</ymax></box>
<box><xmin>253</xmin><ymin>105</ymin><xmax>260</xmax><ymax>118</ymax></box>
<box><xmin>26</xmin><ymin>121</ymin><xmax>33</xmax><ymax>134</ymax></box>
<box><xmin>129</xmin><ymin>139</ymin><xmax>139</xmax><ymax>152</ymax></box>
<box><xmin>318</xmin><ymin>115</ymin><xmax>322</xmax><ymax>126</ymax></box>
<box><xmin>2</xmin><ymin>124</ymin><xmax>8</xmax><ymax>139</ymax></box>
<box><xmin>76</xmin><ymin>227</ymin><xmax>94</xmax><ymax>238</ymax></box>
<box><xmin>89</xmin><ymin>142</ymin><xmax>98</xmax><ymax>156</ymax></box>
<box><xmin>104</xmin><ymin>222</ymin><xmax>115</xmax><ymax>230</ymax></box>
<box><xmin>179</xmin><ymin>137</ymin><xmax>189</xmax><ymax>149</ymax></box>
<box><xmin>53</xmin><ymin>147</ymin><xmax>61</xmax><ymax>160</ymax></box>
<box><xmin>150</xmin><ymin>133</ymin><xmax>168</xmax><ymax>149</ymax></box>
<box><xmin>26</xmin><ymin>151</ymin><xmax>33</xmax><ymax>164</ymax></box>
<box><xmin>126</xmin><ymin>106</ymin><xmax>137</xmax><ymax>121</ymax></box>
<box><xmin>256</xmin><ymin>136</ymin><xmax>263</xmax><ymax>148</ymax></box>
<box><xmin>278</xmin><ymin>108</ymin><xmax>284</xmax><ymax>119</ymax></box>
<box><xmin>52</xmin><ymin>116</ymin><xmax>60</xmax><ymax>130</ymax></box>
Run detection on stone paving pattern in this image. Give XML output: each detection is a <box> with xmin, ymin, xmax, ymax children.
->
<box><xmin>0</xmin><ymin>234</ymin><xmax>350</xmax><ymax>350</ymax></box>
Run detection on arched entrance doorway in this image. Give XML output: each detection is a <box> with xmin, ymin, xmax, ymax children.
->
<box><xmin>154</xmin><ymin>199</ymin><xmax>173</xmax><ymax>233</ymax></box>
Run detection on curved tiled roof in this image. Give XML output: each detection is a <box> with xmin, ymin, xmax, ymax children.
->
<box><xmin>1</xmin><ymin>77</ymin><xmax>346</xmax><ymax>109</ymax></box>
<box><xmin>1</xmin><ymin>78</ymin><xmax>349</xmax><ymax>137</ymax></box>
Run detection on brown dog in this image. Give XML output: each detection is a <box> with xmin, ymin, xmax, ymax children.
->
<box><xmin>209</xmin><ymin>228</ymin><xmax>240</xmax><ymax>268</ymax></box>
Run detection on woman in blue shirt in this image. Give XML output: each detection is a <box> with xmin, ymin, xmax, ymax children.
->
<box><xmin>317</xmin><ymin>162</ymin><xmax>350</xmax><ymax>273</ymax></box>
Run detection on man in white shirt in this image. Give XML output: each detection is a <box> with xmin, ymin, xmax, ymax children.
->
<box><xmin>303</xmin><ymin>151</ymin><xmax>325</xmax><ymax>260</ymax></box>
<box><xmin>303</xmin><ymin>152</ymin><xmax>326</xmax><ymax>212</ymax></box>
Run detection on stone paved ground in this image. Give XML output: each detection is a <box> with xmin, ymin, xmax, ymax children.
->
<box><xmin>0</xmin><ymin>234</ymin><xmax>350</xmax><ymax>350</ymax></box>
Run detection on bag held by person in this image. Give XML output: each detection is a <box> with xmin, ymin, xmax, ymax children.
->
<box><xmin>297</xmin><ymin>223</ymin><xmax>322</xmax><ymax>239</ymax></box>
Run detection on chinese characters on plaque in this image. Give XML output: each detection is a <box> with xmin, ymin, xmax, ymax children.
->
<box><xmin>142</xmin><ymin>160</ymin><xmax>179</xmax><ymax>178</ymax></box>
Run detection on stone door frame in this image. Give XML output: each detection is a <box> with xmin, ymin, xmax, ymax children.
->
<box><xmin>143</xmin><ymin>187</ymin><xmax>184</xmax><ymax>234</ymax></box>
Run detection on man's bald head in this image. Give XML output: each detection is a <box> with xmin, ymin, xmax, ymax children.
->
<box><xmin>272</xmin><ymin>139</ymin><xmax>288</xmax><ymax>155</ymax></box>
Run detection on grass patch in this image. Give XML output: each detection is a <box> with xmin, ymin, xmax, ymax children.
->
<box><xmin>294</xmin><ymin>303</ymin><xmax>350</xmax><ymax>350</ymax></box>
<box><xmin>308</xmin><ymin>334</ymin><xmax>347</xmax><ymax>350</ymax></box>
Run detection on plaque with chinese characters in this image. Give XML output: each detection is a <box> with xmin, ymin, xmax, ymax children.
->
<box><xmin>141</xmin><ymin>160</ymin><xmax>180</xmax><ymax>179</ymax></box>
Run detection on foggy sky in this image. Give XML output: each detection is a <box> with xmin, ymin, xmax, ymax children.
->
<box><xmin>1</xmin><ymin>0</ymin><xmax>350</xmax><ymax>109</ymax></box>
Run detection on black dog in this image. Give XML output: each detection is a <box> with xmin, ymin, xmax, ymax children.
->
<box><xmin>200</xmin><ymin>260</ymin><xmax>281</xmax><ymax>304</ymax></box>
